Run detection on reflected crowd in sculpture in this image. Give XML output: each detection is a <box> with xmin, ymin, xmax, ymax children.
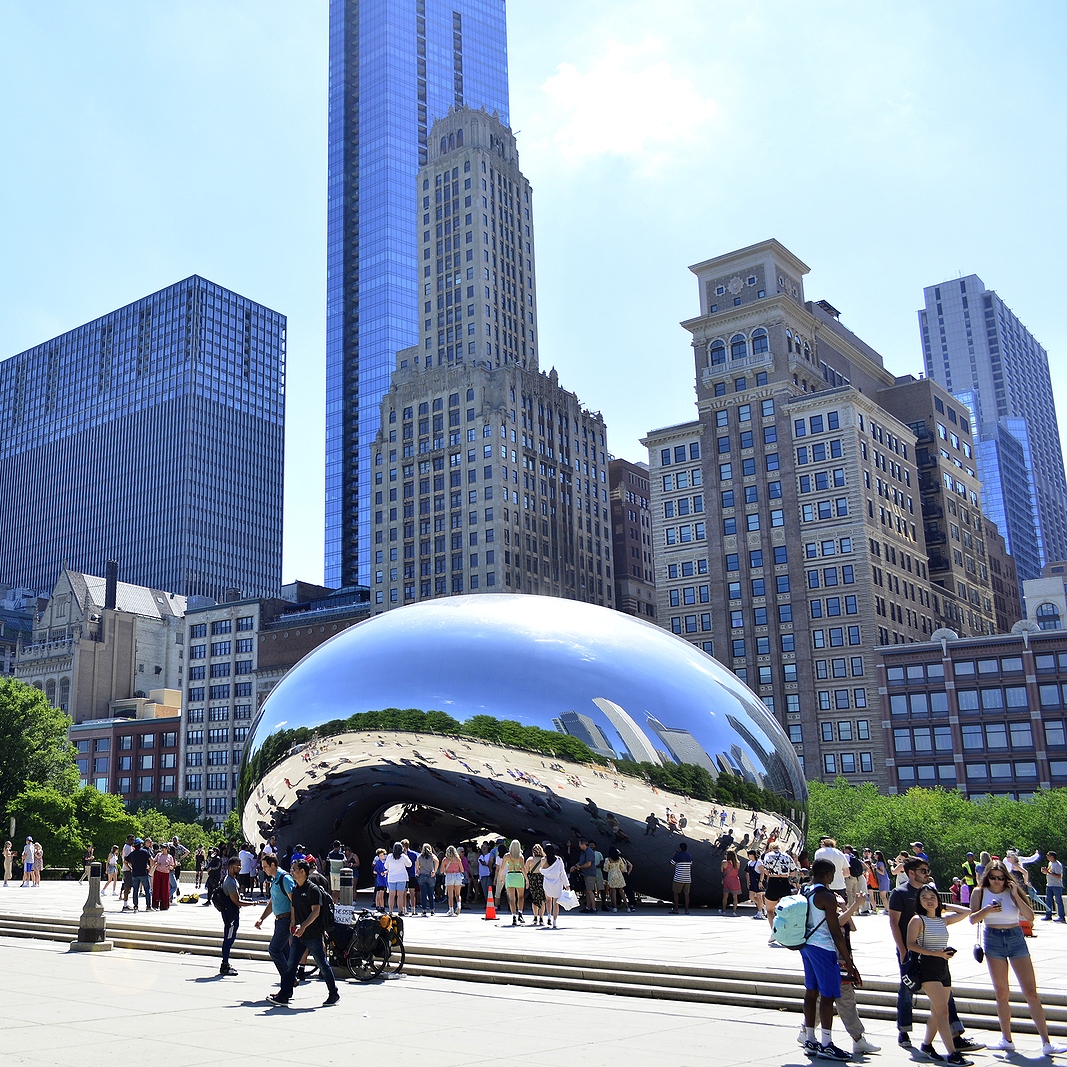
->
<box><xmin>239</xmin><ymin>595</ymin><xmax>807</xmax><ymax>906</ymax></box>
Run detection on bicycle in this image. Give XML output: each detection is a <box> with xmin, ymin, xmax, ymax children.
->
<box><xmin>328</xmin><ymin>909</ymin><xmax>406</xmax><ymax>981</ymax></box>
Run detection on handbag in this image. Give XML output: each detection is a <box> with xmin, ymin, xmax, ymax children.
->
<box><xmin>558</xmin><ymin>887</ymin><xmax>579</xmax><ymax>911</ymax></box>
<box><xmin>900</xmin><ymin>950</ymin><xmax>923</xmax><ymax>991</ymax></box>
<box><xmin>973</xmin><ymin>919</ymin><xmax>984</xmax><ymax>963</ymax></box>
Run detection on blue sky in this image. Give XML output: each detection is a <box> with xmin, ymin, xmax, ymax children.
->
<box><xmin>2</xmin><ymin>2</ymin><xmax>1064</xmax><ymax>586</ymax></box>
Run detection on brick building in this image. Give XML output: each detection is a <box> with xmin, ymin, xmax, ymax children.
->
<box><xmin>879</xmin><ymin>629</ymin><xmax>1067</xmax><ymax>798</ymax></box>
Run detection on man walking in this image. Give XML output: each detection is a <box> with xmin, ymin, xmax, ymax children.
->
<box><xmin>326</xmin><ymin>840</ymin><xmax>346</xmax><ymax>905</ymax></box>
<box><xmin>571</xmin><ymin>837</ymin><xmax>597</xmax><ymax>912</ymax></box>
<box><xmin>79</xmin><ymin>845</ymin><xmax>95</xmax><ymax>884</ymax></box>
<box><xmin>126</xmin><ymin>838</ymin><xmax>152</xmax><ymax>910</ymax></box>
<box><xmin>219</xmin><ymin>855</ymin><xmax>254</xmax><ymax>976</ymax></box>
<box><xmin>1042</xmin><ymin>852</ymin><xmax>1065</xmax><ymax>923</ymax></box>
<box><xmin>267</xmin><ymin>860</ymin><xmax>340</xmax><ymax>1007</ymax></box>
<box><xmin>889</xmin><ymin>856</ymin><xmax>982</xmax><ymax>1053</ymax></box>
<box><xmin>120</xmin><ymin>834</ymin><xmax>135</xmax><ymax>909</ymax></box>
<box><xmin>798</xmin><ymin>858</ymin><xmax>856</xmax><ymax>1060</ymax></box>
<box><xmin>254</xmin><ymin>854</ymin><xmax>294</xmax><ymax>980</ymax></box>
<box><xmin>169</xmin><ymin>836</ymin><xmax>189</xmax><ymax>902</ymax></box>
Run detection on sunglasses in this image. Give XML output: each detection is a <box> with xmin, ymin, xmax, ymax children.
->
<box><xmin>987</xmin><ymin>874</ymin><xmax>1007</xmax><ymax>881</ymax></box>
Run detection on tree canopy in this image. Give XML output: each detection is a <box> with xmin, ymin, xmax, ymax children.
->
<box><xmin>0</xmin><ymin>678</ymin><xmax>79</xmax><ymax>814</ymax></box>
<box><xmin>807</xmin><ymin>779</ymin><xmax>1067</xmax><ymax>887</ymax></box>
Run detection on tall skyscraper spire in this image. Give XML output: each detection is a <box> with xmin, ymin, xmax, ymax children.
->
<box><xmin>325</xmin><ymin>0</ymin><xmax>510</xmax><ymax>589</ymax></box>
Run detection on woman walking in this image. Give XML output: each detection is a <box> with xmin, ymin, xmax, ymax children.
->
<box><xmin>501</xmin><ymin>840</ymin><xmax>526</xmax><ymax>925</ymax></box>
<box><xmin>907</xmin><ymin>884</ymin><xmax>973</xmax><ymax>1064</ymax></box>
<box><xmin>721</xmin><ymin>848</ymin><xmax>742</xmax><ymax>915</ymax></box>
<box><xmin>104</xmin><ymin>846</ymin><xmax>120</xmax><ymax>895</ymax></box>
<box><xmin>151</xmin><ymin>845</ymin><xmax>174</xmax><ymax>910</ymax></box>
<box><xmin>416</xmin><ymin>842</ymin><xmax>438</xmax><ymax>917</ymax></box>
<box><xmin>539</xmin><ymin>843</ymin><xmax>567</xmax><ymax>929</ymax></box>
<box><xmin>970</xmin><ymin>860</ymin><xmax>1066</xmax><ymax>1055</ymax></box>
<box><xmin>872</xmin><ymin>850</ymin><xmax>891</xmax><ymax>913</ymax></box>
<box><xmin>603</xmin><ymin>847</ymin><xmax>627</xmax><ymax>913</ymax></box>
<box><xmin>746</xmin><ymin>849</ymin><xmax>765</xmax><ymax>919</ymax></box>
<box><xmin>33</xmin><ymin>841</ymin><xmax>43</xmax><ymax>886</ymax></box>
<box><xmin>194</xmin><ymin>846</ymin><xmax>207</xmax><ymax>889</ymax></box>
<box><xmin>383</xmin><ymin>842</ymin><xmax>411</xmax><ymax>917</ymax></box>
<box><xmin>440</xmin><ymin>846</ymin><xmax>464</xmax><ymax>915</ymax></box>
<box><xmin>3</xmin><ymin>840</ymin><xmax>13</xmax><ymax>886</ymax></box>
<box><xmin>525</xmin><ymin>843</ymin><xmax>547</xmax><ymax>925</ymax></box>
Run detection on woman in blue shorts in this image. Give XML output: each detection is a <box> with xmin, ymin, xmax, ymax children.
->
<box><xmin>382</xmin><ymin>842</ymin><xmax>411</xmax><ymax>917</ymax></box>
<box><xmin>970</xmin><ymin>860</ymin><xmax>1066</xmax><ymax>1056</ymax></box>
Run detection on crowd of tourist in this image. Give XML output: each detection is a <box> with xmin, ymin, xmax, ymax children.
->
<box><xmin>7</xmin><ymin>821</ymin><xmax>1067</xmax><ymax>1053</ymax></box>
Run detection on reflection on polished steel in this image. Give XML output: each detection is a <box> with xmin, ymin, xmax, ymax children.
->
<box><xmin>239</xmin><ymin>595</ymin><xmax>807</xmax><ymax>906</ymax></box>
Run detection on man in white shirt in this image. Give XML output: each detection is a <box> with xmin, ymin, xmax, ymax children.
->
<box><xmin>238</xmin><ymin>844</ymin><xmax>257</xmax><ymax>892</ymax></box>
<box><xmin>20</xmin><ymin>837</ymin><xmax>35</xmax><ymax>887</ymax></box>
<box><xmin>813</xmin><ymin>837</ymin><xmax>849</xmax><ymax>893</ymax></box>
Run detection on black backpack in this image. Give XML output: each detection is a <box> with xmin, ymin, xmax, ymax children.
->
<box><xmin>848</xmin><ymin>855</ymin><xmax>863</xmax><ymax>878</ymax></box>
<box><xmin>319</xmin><ymin>887</ymin><xmax>336</xmax><ymax>936</ymax></box>
<box><xmin>210</xmin><ymin>885</ymin><xmax>229</xmax><ymax>912</ymax></box>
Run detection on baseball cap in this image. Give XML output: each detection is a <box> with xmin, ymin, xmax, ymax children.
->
<box><xmin>911</xmin><ymin>841</ymin><xmax>925</xmax><ymax>848</ymax></box>
<box><xmin>134</xmin><ymin>838</ymin><xmax>144</xmax><ymax>846</ymax></box>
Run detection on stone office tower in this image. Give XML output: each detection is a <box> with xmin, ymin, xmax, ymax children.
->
<box><xmin>368</xmin><ymin>109</ymin><xmax>613</xmax><ymax>612</ymax></box>
<box><xmin>325</xmin><ymin>0</ymin><xmax>510</xmax><ymax>589</ymax></box>
<box><xmin>919</xmin><ymin>276</ymin><xmax>1067</xmax><ymax>581</ymax></box>
<box><xmin>644</xmin><ymin>241</ymin><xmax>946</xmax><ymax>788</ymax></box>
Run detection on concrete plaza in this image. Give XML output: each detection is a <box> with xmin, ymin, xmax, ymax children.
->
<box><xmin>4</xmin><ymin>881</ymin><xmax>1067</xmax><ymax>1065</ymax></box>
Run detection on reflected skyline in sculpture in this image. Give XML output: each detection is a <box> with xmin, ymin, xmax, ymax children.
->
<box><xmin>239</xmin><ymin>595</ymin><xmax>807</xmax><ymax>905</ymax></box>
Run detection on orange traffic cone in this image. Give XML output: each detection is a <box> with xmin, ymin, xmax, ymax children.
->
<box><xmin>483</xmin><ymin>884</ymin><xmax>498</xmax><ymax>920</ymax></box>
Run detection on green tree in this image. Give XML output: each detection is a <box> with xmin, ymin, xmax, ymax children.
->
<box><xmin>8</xmin><ymin>786</ymin><xmax>82</xmax><ymax>868</ymax></box>
<box><xmin>807</xmin><ymin>780</ymin><xmax>1067</xmax><ymax>888</ymax></box>
<box><xmin>0</xmin><ymin>678</ymin><xmax>79</xmax><ymax>813</ymax></box>
<box><xmin>74</xmin><ymin>788</ymin><xmax>139</xmax><ymax>855</ymax></box>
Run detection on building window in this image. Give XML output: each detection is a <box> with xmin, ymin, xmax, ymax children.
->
<box><xmin>1036</xmin><ymin>603</ymin><xmax>1062</xmax><ymax>630</ymax></box>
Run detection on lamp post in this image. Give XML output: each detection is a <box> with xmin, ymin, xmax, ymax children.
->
<box><xmin>70</xmin><ymin>862</ymin><xmax>113</xmax><ymax>952</ymax></box>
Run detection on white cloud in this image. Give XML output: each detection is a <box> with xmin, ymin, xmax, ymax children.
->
<box><xmin>533</xmin><ymin>38</ymin><xmax>716</xmax><ymax>172</ymax></box>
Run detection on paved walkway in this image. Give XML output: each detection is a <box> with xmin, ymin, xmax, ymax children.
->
<box><xmin>5</xmin><ymin>883</ymin><xmax>1067</xmax><ymax>1065</ymax></box>
<box><xmin>5</xmin><ymin>881</ymin><xmax>1067</xmax><ymax>990</ymax></box>
<box><xmin>0</xmin><ymin>937</ymin><xmax>803</xmax><ymax>1067</ymax></box>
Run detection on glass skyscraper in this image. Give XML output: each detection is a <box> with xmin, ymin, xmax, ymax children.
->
<box><xmin>920</xmin><ymin>276</ymin><xmax>1067</xmax><ymax>578</ymax></box>
<box><xmin>0</xmin><ymin>276</ymin><xmax>285</xmax><ymax>601</ymax></box>
<box><xmin>325</xmin><ymin>0</ymin><xmax>510</xmax><ymax>588</ymax></box>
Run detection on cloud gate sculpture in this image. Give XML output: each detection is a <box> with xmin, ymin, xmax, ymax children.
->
<box><xmin>239</xmin><ymin>595</ymin><xmax>806</xmax><ymax>907</ymax></box>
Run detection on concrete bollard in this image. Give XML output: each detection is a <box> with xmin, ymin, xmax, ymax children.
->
<box><xmin>70</xmin><ymin>861</ymin><xmax>113</xmax><ymax>952</ymax></box>
<box><xmin>339</xmin><ymin>866</ymin><xmax>354</xmax><ymax>906</ymax></box>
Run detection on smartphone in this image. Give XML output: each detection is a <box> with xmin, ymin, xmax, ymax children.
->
<box><xmin>945</xmin><ymin>947</ymin><xmax>956</xmax><ymax>956</ymax></box>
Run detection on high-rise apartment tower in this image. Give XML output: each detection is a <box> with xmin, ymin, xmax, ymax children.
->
<box><xmin>919</xmin><ymin>276</ymin><xmax>1067</xmax><ymax>579</ymax></box>
<box><xmin>325</xmin><ymin>0</ymin><xmax>510</xmax><ymax>588</ymax></box>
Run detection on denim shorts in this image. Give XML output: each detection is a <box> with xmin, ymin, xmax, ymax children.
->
<box><xmin>387</xmin><ymin>880</ymin><xmax>407</xmax><ymax>892</ymax></box>
<box><xmin>984</xmin><ymin>925</ymin><xmax>1029</xmax><ymax>960</ymax></box>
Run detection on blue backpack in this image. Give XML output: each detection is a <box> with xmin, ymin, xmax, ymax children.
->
<box><xmin>772</xmin><ymin>885</ymin><xmax>826</xmax><ymax>950</ymax></box>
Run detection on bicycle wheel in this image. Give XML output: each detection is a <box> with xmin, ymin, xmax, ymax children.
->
<box><xmin>355</xmin><ymin>932</ymin><xmax>390</xmax><ymax>981</ymax></box>
<box><xmin>384</xmin><ymin>936</ymin><xmax>405</xmax><ymax>976</ymax></box>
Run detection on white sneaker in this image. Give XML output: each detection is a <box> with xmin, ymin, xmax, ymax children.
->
<box><xmin>991</xmin><ymin>1038</ymin><xmax>1015</xmax><ymax>1052</ymax></box>
<box><xmin>1042</xmin><ymin>1043</ymin><xmax>1067</xmax><ymax>1056</ymax></box>
<box><xmin>853</xmin><ymin>1037</ymin><xmax>881</xmax><ymax>1054</ymax></box>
